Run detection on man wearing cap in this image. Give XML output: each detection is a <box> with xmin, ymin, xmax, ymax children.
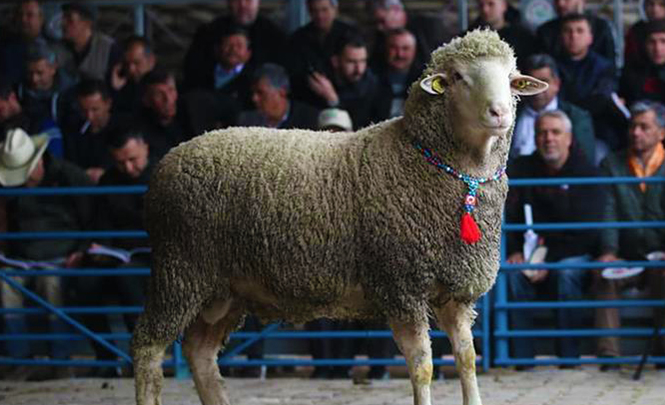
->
<box><xmin>60</xmin><ymin>1</ymin><xmax>121</xmax><ymax>81</ymax></box>
<box><xmin>0</xmin><ymin>128</ymin><xmax>94</xmax><ymax>380</ymax></box>
<box><xmin>318</xmin><ymin>108</ymin><xmax>353</xmax><ymax>132</ymax></box>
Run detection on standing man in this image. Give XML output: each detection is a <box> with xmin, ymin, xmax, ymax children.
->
<box><xmin>593</xmin><ymin>100</ymin><xmax>665</xmax><ymax>368</ymax></box>
<box><xmin>506</xmin><ymin>110</ymin><xmax>605</xmax><ymax>363</ymax></box>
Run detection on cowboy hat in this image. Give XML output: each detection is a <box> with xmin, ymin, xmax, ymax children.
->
<box><xmin>0</xmin><ymin>128</ymin><xmax>50</xmax><ymax>187</ymax></box>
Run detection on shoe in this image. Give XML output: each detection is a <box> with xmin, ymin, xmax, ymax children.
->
<box><xmin>558</xmin><ymin>364</ymin><xmax>578</xmax><ymax>370</ymax></box>
<box><xmin>329</xmin><ymin>368</ymin><xmax>350</xmax><ymax>379</ymax></box>
<box><xmin>4</xmin><ymin>365</ymin><xmax>37</xmax><ymax>381</ymax></box>
<box><xmin>655</xmin><ymin>363</ymin><xmax>665</xmax><ymax>370</ymax></box>
<box><xmin>233</xmin><ymin>367</ymin><xmax>261</xmax><ymax>378</ymax></box>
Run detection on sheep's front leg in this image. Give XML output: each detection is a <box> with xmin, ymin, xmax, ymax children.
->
<box><xmin>435</xmin><ymin>301</ymin><xmax>482</xmax><ymax>405</ymax></box>
<box><xmin>390</xmin><ymin>320</ymin><xmax>432</xmax><ymax>405</ymax></box>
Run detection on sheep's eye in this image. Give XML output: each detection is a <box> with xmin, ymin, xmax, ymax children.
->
<box><xmin>432</xmin><ymin>77</ymin><xmax>445</xmax><ymax>94</ymax></box>
<box><xmin>513</xmin><ymin>79</ymin><xmax>529</xmax><ymax>89</ymax></box>
<box><xmin>453</xmin><ymin>72</ymin><xmax>464</xmax><ymax>82</ymax></box>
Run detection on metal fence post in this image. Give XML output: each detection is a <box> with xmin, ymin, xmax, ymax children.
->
<box><xmin>495</xmin><ymin>232</ymin><xmax>510</xmax><ymax>365</ymax></box>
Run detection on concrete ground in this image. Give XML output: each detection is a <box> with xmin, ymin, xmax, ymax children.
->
<box><xmin>1</xmin><ymin>366</ymin><xmax>664</xmax><ymax>405</ymax></box>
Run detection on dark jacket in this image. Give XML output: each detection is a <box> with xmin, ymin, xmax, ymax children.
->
<box><xmin>5</xmin><ymin>153</ymin><xmax>94</xmax><ymax>260</ymax></box>
<box><xmin>536</xmin><ymin>14</ymin><xmax>617</xmax><ymax>70</ymax></box>
<box><xmin>619</xmin><ymin>62</ymin><xmax>665</xmax><ymax>107</ymax></box>
<box><xmin>96</xmin><ymin>161</ymin><xmax>153</xmax><ymax>250</ymax></box>
<box><xmin>370</xmin><ymin>13</ymin><xmax>456</xmax><ymax>71</ymax></box>
<box><xmin>238</xmin><ymin>100</ymin><xmax>320</xmax><ymax>130</ymax></box>
<box><xmin>63</xmin><ymin>112</ymin><xmax>124</xmax><ymax>171</ymax></box>
<box><xmin>599</xmin><ymin>150</ymin><xmax>665</xmax><ymax>259</ymax></box>
<box><xmin>287</xmin><ymin>19</ymin><xmax>359</xmax><ymax>105</ymax></box>
<box><xmin>183</xmin><ymin>15</ymin><xmax>287</xmax><ymax>91</ymax></box>
<box><xmin>506</xmin><ymin>149</ymin><xmax>605</xmax><ymax>261</ymax></box>
<box><xmin>373</xmin><ymin>63</ymin><xmax>422</xmax><ymax>122</ymax></box>
<box><xmin>467</xmin><ymin>20</ymin><xmax>537</xmax><ymax>70</ymax></box>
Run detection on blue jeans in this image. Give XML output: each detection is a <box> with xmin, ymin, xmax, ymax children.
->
<box><xmin>507</xmin><ymin>255</ymin><xmax>590</xmax><ymax>359</ymax></box>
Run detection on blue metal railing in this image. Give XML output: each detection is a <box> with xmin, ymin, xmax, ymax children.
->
<box><xmin>494</xmin><ymin>175</ymin><xmax>665</xmax><ymax>368</ymax></box>
<box><xmin>0</xmin><ymin>185</ymin><xmax>491</xmax><ymax>377</ymax></box>
<box><xmin>2</xmin><ymin>175</ymin><xmax>664</xmax><ymax>376</ymax></box>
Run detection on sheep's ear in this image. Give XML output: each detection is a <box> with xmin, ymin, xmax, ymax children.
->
<box><xmin>510</xmin><ymin>74</ymin><xmax>548</xmax><ymax>96</ymax></box>
<box><xmin>420</xmin><ymin>73</ymin><xmax>447</xmax><ymax>95</ymax></box>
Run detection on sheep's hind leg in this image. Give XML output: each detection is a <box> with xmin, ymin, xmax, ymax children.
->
<box><xmin>132</xmin><ymin>316</ymin><xmax>176</xmax><ymax>405</ymax></box>
<box><xmin>390</xmin><ymin>319</ymin><xmax>432</xmax><ymax>405</ymax></box>
<box><xmin>435</xmin><ymin>300</ymin><xmax>482</xmax><ymax>405</ymax></box>
<box><xmin>183</xmin><ymin>299</ymin><xmax>244</xmax><ymax>405</ymax></box>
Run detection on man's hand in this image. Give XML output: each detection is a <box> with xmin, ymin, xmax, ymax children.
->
<box><xmin>307</xmin><ymin>72</ymin><xmax>339</xmax><ymax>106</ymax></box>
<box><xmin>86</xmin><ymin>167</ymin><xmax>105</xmax><ymax>184</ymax></box>
<box><xmin>507</xmin><ymin>252</ymin><xmax>548</xmax><ymax>283</ymax></box>
<box><xmin>65</xmin><ymin>251</ymin><xmax>84</xmax><ymax>268</ymax></box>
<box><xmin>598</xmin><ymin>252</ymin><xmax>620</xmax><ymax>262</ymax></box>
<box><xmin>110</xmin><ymin>63</ymin><xmax>128</xmax><ymax>91</ymax></box>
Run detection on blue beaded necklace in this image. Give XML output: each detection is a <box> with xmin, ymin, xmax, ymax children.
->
<box><xmin>413</xmin><ymin>142</ymin><xmax>506</xmax><ymax>244</ymax></box>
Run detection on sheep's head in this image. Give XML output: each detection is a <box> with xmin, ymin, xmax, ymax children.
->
<box><xmin>404</xmin><ymin>29</ymin><xmax>547</xmax><ymax>161</ymax></box>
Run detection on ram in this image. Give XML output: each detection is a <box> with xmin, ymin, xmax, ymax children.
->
<box><xmin>132</xmin><ymin>29</ymin><xmax>547</xmax><ymax>405</ymax></box>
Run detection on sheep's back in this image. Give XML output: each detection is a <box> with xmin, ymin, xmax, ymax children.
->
<box><xmin>146</xmin><ymin>127</ymin><xmax>367</xmax><ymax>321</ymax></box>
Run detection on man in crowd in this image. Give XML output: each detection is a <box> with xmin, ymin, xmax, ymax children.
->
<box><xmin>505</xmin><ymin>110</ymin><xmax>605</xmax><ymax>364</ymax></box>
<box><xmin>365</xmin><ymin>0</ymin><xmax>455</xmax><ymax>70</ymax></box>
<box><xmin>287</xmin><ymin>0</ymin><xmax>359</xmax><ymax>106</ymax></box>
<box><xmin>17</xmin><ymin>41</ymin><xmax>76</xmax><ymax>157</ymax></box>
<box><xmin>0</xmin><ymin>79</ymin><xmax>42</xmax><ymax>140</ymax></box>
<box><xmin>64</xmin><ymin>79</ymin><xmax>118</xmax><ymax>183</ymax></box>
<box><xmin>536</xmin><ymin>0</ymin><xmax>617</xmax><ymax>69</ymax></box>
<box><xmin>76</xmin><ymin>128</ymin><xmax>152</xmax><ymax>377</ymax></box>
<box><xmin>555</xmin><ymin>14</ymin><xmax>623</xmax><ymax>153</ymax></box>
<box><xmin>512</xmin><ymin>54</ymin><xmax>596</xmax><ymax>164</ymax></box>
<box><xmin>0</xmin><ymin>128</ymin><xmax>94</xmax><ymax>381</ymax></box>
<box><xmin>593</xmin><ymin>100</ymin><xmax>665</xmax><ymax>369</ymax></box>
<box><xmin>138</xmin><ymin>69</ymin><xmax>233</xmax><ymax>161</ymax></box>
<box><xmin>110</xmin><ymin>36</ymin><xmax>157</xmax><ymax>114</ymax></box>
<box><xmin>468</xmin><ymin>0</ymin><xmax>536</xmax><ymax>69</ymax></box>
<box><xmin>373</xmin><ymin>28</ymin><xmax>421</xmax><ymax>121</ymax></box>
<box><xmin>0</xmin><ymin>1</ymin><xmax>63</xmax><ymax>85</ymax></box>
<box><xmin>620</xmin><ymin>20</ymin><xmax>665</xmax><ymax>107</ymax></box>
<box><xmin>183</xmin><ymin>0</ymin><xmax>287</xmax><ymax>90</ymax></box>
<box><xmin>306</xmin><ymin>35</ymin><xmax>380</xmax><ymax>129</ymax></box>
<box><xmin>238</xmin><ymin>63</ymin><xmax>319</xmax><ymax>129</ymax></box>
<box><xmin>60</xmin><ymin>2</ymin><xmax>121</xmax><ymax>81</ymax></box>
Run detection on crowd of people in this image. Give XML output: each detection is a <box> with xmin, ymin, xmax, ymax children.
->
<box><xmin>0</xmin><ymin>0</ymin><xmax>664</xmax><ymax>381</ymax></box>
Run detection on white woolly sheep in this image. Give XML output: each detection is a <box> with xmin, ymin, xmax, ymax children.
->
<box><xmin>132</xmin><ymin>29</ymin><xmax>547</xmax><ymax>405</ymax></box>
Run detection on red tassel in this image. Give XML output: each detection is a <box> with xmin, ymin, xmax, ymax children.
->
<box><xmin>460</xmin><ymin>212</ymin><xmax>481</xmax><ymax>244</ymax></box>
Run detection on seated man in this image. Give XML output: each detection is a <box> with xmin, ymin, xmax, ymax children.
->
<box><xmin>505</xmin><ymin>110</ymin><xmax>605</xmax><ymax>363</ymax></box>
<box><xmin>0</xmin><ymin>128</ymin><xmax>94</xmax><ymax>381</ymax></box>
<box><xmin>593</xmin><ymin>100</ymin><xmax>665</xmax><ymax>369</ymax></box>
<box><xmin>63</xmin><ymin>79</ymin><xmax>118</xmax><ymax>183</ymax></box>
<box><xmin>305</xmin><ymin>34</ymin><xmax>380</xmax><ymax>129</ymax></box>
<box><xmin>238</xmin><ymin>63</ymin><xmax>320</xmax><ymax>130</ymax></box>
<box><xmin>110</xmin><ymin>35</ymin><xmax>157</xmax><ymax>115</ymax></box>
<box><xmin>76</xmin><ymin>128</ymin><xmax>152</xmax><ymax>377</ymax></box>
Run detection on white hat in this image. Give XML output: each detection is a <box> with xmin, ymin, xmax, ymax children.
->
<box><xmin>0</xmin><ymin>128</ymin><xmax>50</xmax><ymax>187</ymax></box>
<box><xmin>318</xmin><ymin>108</ymin><xmax>353</xmax><ymax>131</ymax></box>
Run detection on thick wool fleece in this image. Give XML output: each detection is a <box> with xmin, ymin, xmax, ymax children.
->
<box><xmin>136</xmin><ymin>29</ymin><xmax>512</xmax><ymax>345</ymax></box>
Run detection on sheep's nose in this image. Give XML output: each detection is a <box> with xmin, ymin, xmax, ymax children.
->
<box><xmin>488</xmin><ymin>102</ymin><xmax>509</xmax><ymax>119</ymax></box>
